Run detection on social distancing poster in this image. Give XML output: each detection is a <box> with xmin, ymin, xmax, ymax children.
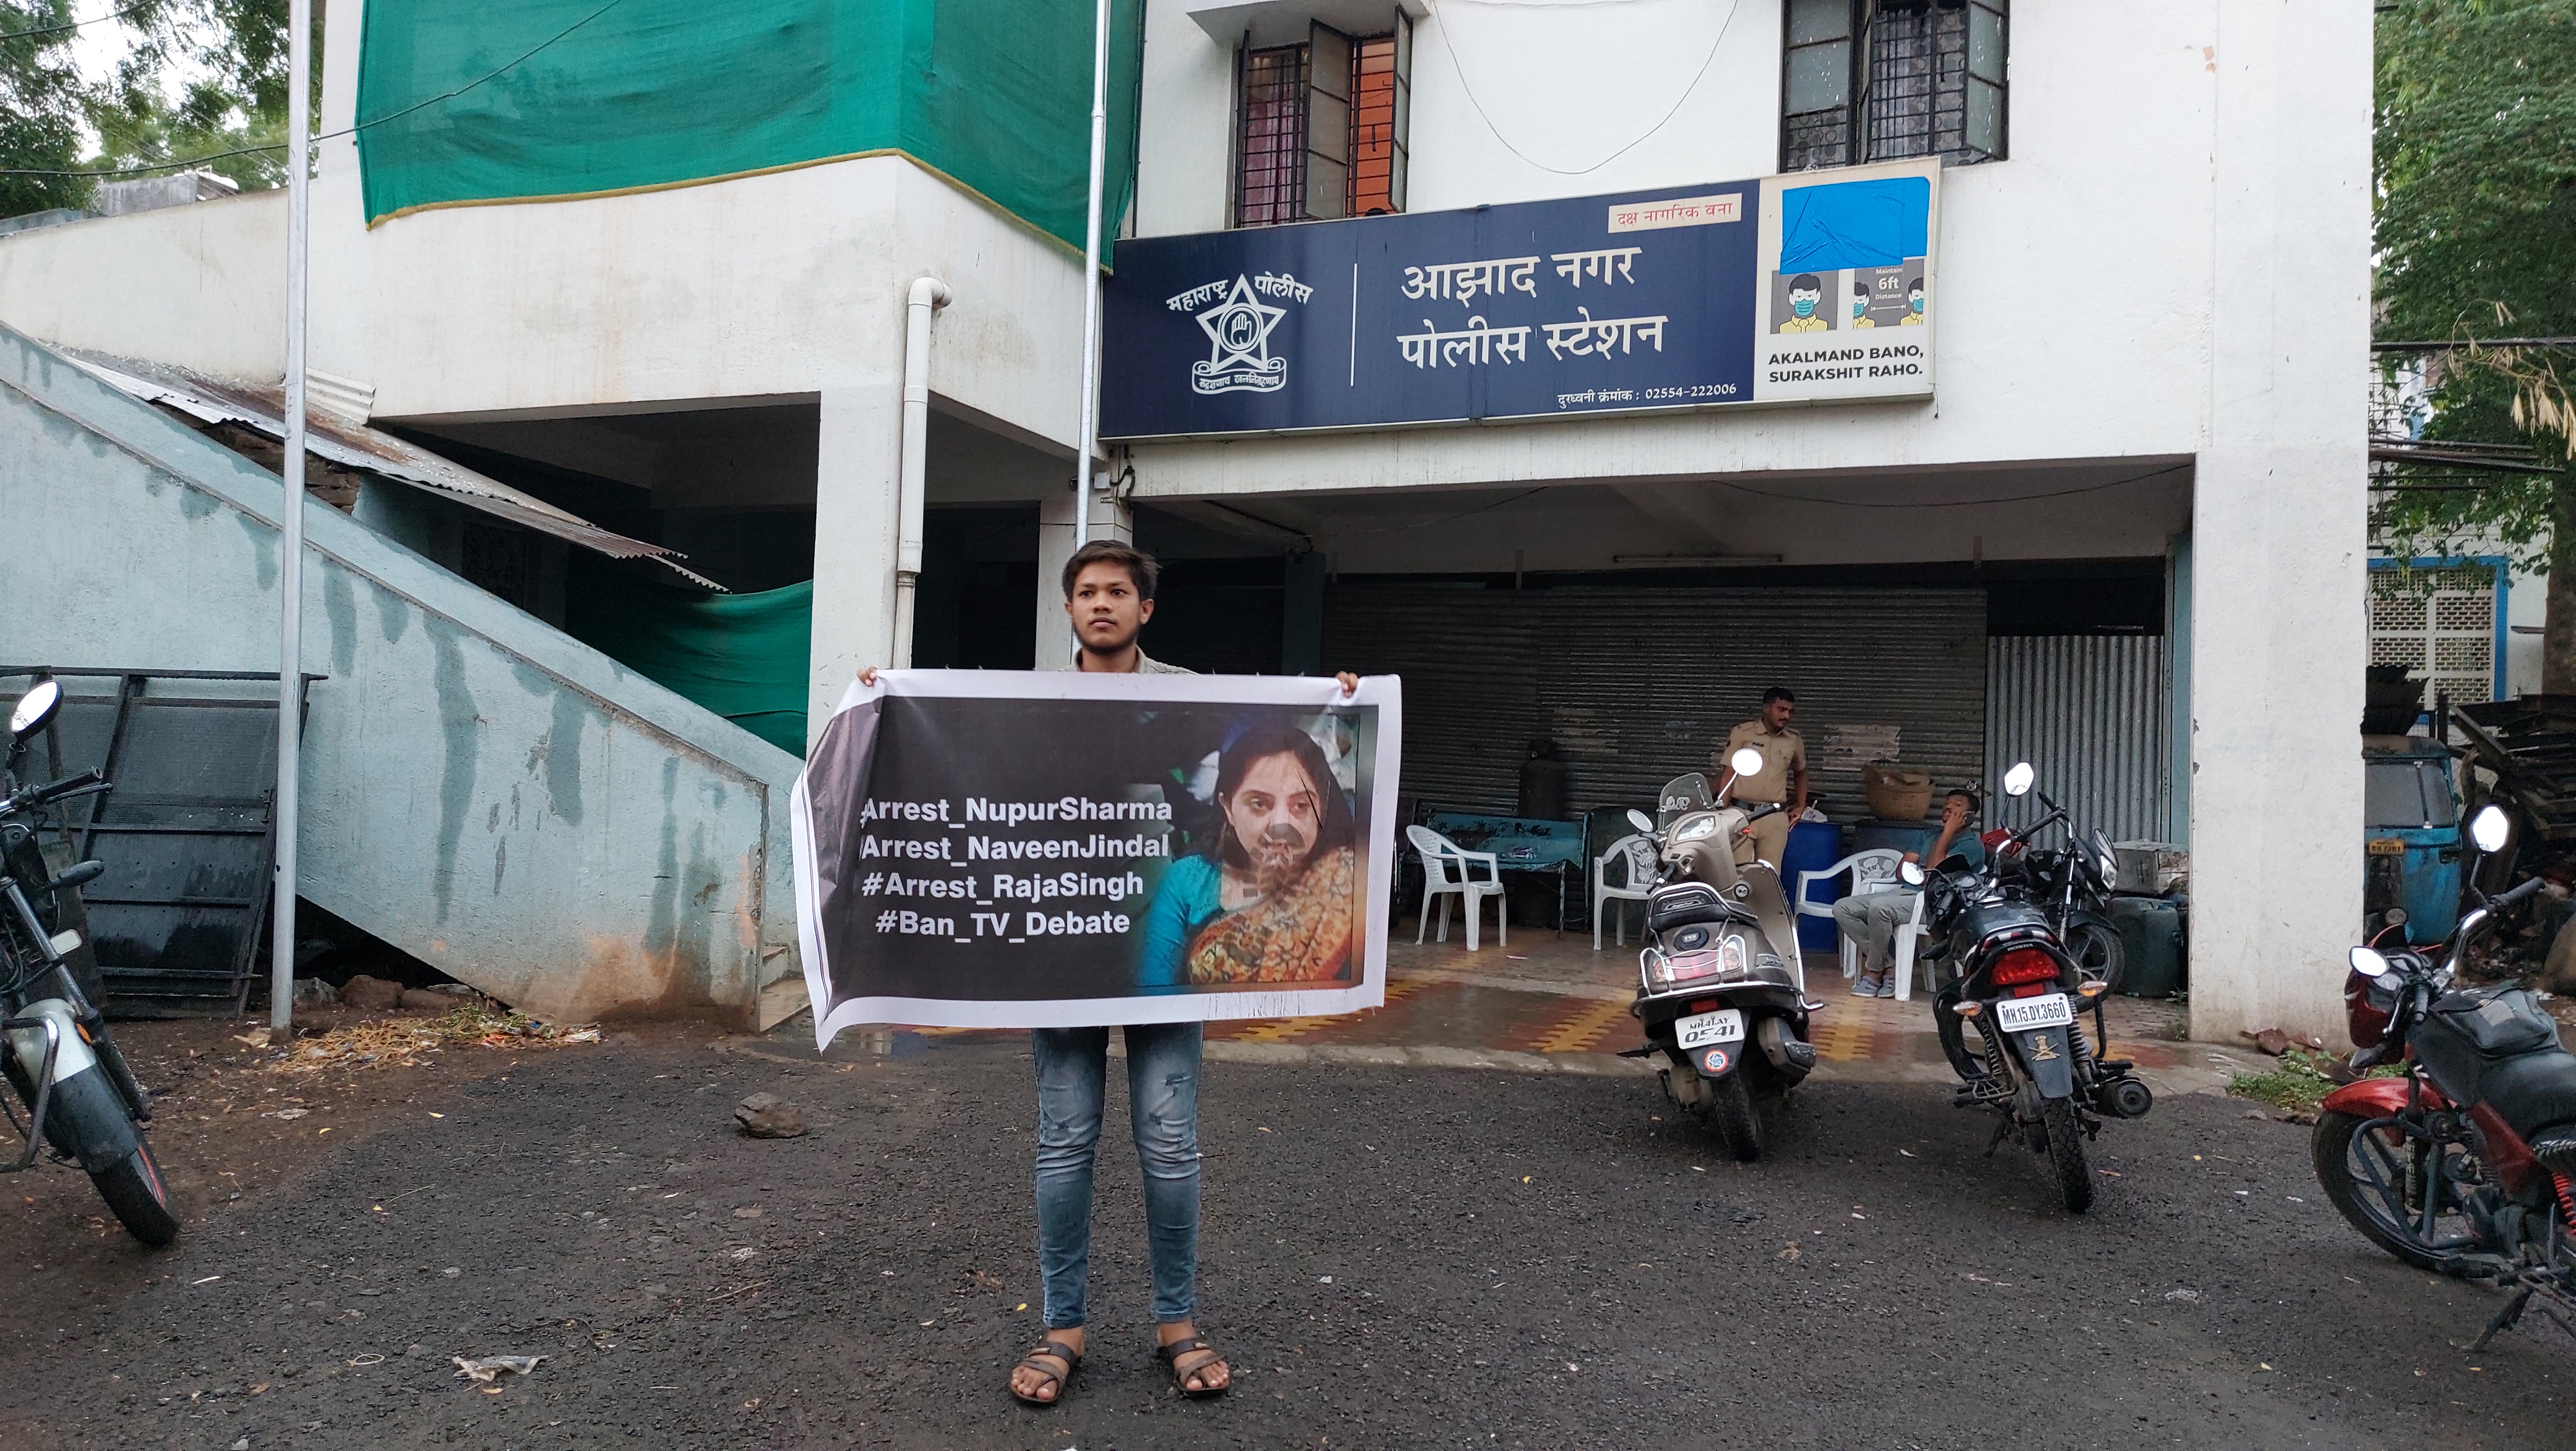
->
<box><xmin>791</xmin><ymin>672</ymin><xmax>1401</xmax><ymax>1043</ymax></box>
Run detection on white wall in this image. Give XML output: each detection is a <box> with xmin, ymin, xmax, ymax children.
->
<box><xmin>0</xmin><ymin>189</ymin><xmax>287</xmax><ymax>382</ymax></box>
<box><xmin>1127</xmin><ymin>2</ymin><xmax>2221</xmax><ymax>498</ymax></box>
<box><xmin>2508</xmin><ymin>564</ymin><xmax>2544</xmax><ymax>695</ymax></box>
<box><xmin>2185</xmin><ymin>0</ymin><xmax>2371</xmax><ymax>1045</ymax></box>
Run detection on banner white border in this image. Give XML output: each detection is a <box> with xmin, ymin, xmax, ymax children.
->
<box><xmin>792</xmin><ymin>670</ymin><xmax>1401</xmax><ymax>1049</ymax></box>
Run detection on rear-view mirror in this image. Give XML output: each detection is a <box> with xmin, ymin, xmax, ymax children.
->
<box><xmin>1626</xmin><ymin>809</ymin><xmax>1655</xmax><ymax>835</ymax></box>
<box><xmin>1899</xmin><ymin>860</ymin><xmax>1926</xmax><ymax>888</ymax></box>
<box><xmin>1728</xmin><ymin>746</ymin><xmax>1765</xmax><ymax>778</ymax></box>
<box><xmin>2002</xmin><ymin>762</ymin><xmax>2035</xmax><ymax>798</ymax></box>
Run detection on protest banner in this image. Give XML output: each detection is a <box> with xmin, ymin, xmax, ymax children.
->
<box><xmin>791</xmin><ymin>671</ymin><xmax>1401</xmax><ymax>1046</ymax></box>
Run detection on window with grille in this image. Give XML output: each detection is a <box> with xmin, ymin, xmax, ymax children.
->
<box><xmin>1782</xmin><ymin>0</ymin><xmax>2005</xmax><ymax>173</ymax></box>
<box><xmin>2368</xmin><ymin>566</ymin><xmax>2501</xmax><ymax>707</ymax></box>
<box><xmin>1235</xmin><ymin>17</ymin><xmax>1410</xmax><ymax>227</ymax></box>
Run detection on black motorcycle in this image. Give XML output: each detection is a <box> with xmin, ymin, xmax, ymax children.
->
<box><xmin>0</xmin><ymin>680</ymin><xmax>177</xmax><ymax>1245</ymax></box>
<box><xmin>1908</xmin><ymin>761</ymin><xmax>2154</xmax><ymax>1213</ymax></box>
<box><xmin>1998</xmin><ymin>816</ymin><xmax>2125</xmax><ymax>990</ymax></box>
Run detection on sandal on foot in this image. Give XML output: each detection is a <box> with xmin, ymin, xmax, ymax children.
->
<box><xmin>1157</xmin><ymin>1336</ymin><xmax>1231</xmax><ymax>1398</ymax></box>
<box><xmin>1011</xmin><ymin>1338</ymin><xmax>1081</xmax><ymax>1406</ymax></box>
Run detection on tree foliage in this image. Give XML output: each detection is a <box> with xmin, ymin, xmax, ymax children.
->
<box><xmin>0</xmin><ymin>1</ymin><xmax>99</xmax><ymax>215</ymax></box>
<box><xmin>0</xmin><ymin>0</ymin><xmax>315</xmax><ymax>214</ymax></box>
<box><xmin>90</xmin><ymin>0</ymin><xmax>318</xmax><ymax>192</ymax></box>
<box><xmin>2372</xmin><ymin>0</ymin><xmax>2576</xmax><ymax>574</ymax></box>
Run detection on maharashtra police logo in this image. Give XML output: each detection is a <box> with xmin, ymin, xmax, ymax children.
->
<box><xmin>1165</xmin><ymin>272</ymin><xmax>1312</xmax><ymax>396</ymax></box>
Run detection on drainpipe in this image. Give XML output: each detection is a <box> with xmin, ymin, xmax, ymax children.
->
<box><xmin>891</xmin><ymin>276</ymin><xmax>952</xmax><ymax>668</ymax></box>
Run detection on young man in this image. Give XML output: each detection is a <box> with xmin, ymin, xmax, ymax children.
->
<box><xmin>1715</xmin><ymin>687</ymin><xmax>1808</xmax><ymax>870</ymax></box>
<box><xmin>1832</xmin><ymin>787</ymin><xmax>1983</xmax><ymax>997</ymax></box>
<box><xmin>863</xmin><ymin>539</ymin><xmax>1354</xmax><ymax>1405</ymax></box>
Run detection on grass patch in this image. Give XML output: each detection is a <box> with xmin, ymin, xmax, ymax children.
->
<box><xmin>2228</xmin><ymin>1046</ymin><xmax>2402</xmax><ymax>1116</ymax></box>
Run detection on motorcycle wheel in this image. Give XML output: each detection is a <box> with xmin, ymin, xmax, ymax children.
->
<box><xmin>2064</xmin><ymin>917</ymin><xmax>2124</xmax><ymax>994</ymax></box>
<box><xmin>2311</xmin><ymin>1109</ymin><xmax>2473</xmax><ymax>1275</ymax></box>
<box><xmin>90</xmin><ymin>1140</ymin><xmax>178</xmax><ymax>1247</ymax></box>
<box><xmin>1704</xmin><ymin>1073</ymin><xmax>1765</xmax><ymax>1162</ymax></box>
<box><xmin>2038</xmin><ymin>1098</ymin><xmax>2095</xmax><ymax>1213</ymax></box>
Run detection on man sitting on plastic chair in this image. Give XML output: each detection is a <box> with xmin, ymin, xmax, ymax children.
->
<box><xmin>1832</xmin><ymin>788</ymin><xmax>1983</xmax><ymax>998</ymax></box>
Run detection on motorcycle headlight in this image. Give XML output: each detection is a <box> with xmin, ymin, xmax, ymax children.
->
<box><xmin>2095</xmin><ymin>849</ymin><xmax>2118</xmax><ymax>882</ymax></box>
<box><xmin>1674</xmin><ymin>815</ymin><xmax>1719</xmax><ymax>844</ymax></box>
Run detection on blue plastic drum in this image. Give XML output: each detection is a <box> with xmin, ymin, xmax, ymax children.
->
<box><xmin>1780</xmin><ymin>819</ymin><xmax>1845</xmax><ymax>953</ymax></box>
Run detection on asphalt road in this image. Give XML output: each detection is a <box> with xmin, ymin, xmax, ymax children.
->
<box><xmin>0</xmin><ymin>1029</ymin><xmax>2566</xmax><ymax>1450</ymax></box>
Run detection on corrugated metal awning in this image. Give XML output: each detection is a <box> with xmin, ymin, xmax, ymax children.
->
<box><xmin>64</xmin><ymin>352</ymin><xmax>721</xmax><ymax>591</ymax></box>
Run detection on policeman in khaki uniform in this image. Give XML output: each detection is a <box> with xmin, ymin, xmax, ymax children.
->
<box><xmin>1713</xmin><ymin>686</ymin><xmax>1808</xmax><ymax>870</ymax></box>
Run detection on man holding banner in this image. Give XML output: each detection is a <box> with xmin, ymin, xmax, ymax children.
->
<box><xmin>831</xmin><ymin>541</ymin><xmax>1381</xmax><ymax>1405</ymax></box>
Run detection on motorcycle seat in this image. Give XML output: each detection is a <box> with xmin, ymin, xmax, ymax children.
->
<box><xmin>2477</xmin><ymin>1046</ymin><xmax>2576</xmax><ymax>1141</ymax></box>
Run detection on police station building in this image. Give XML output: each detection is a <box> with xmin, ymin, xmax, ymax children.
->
<box><xmin>0</xmin><ymin>0</ymin><xmax>2367</xmax><ymax>1041</ymax></box>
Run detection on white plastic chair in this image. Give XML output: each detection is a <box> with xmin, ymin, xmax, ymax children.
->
<box><xmin>1406</xmin><ymin>824</ymin><xmax>1506</xmax><ymax>951</ymax></box>
<box><xmin>1793</xmin><ymin>848</ymin><xmax>1903</xmax><ymax>978</ymax></box>
<box><xmin>1592</xmin><ymin>834</ymin><xmax>1658</xmax><ymax>950</ymax></box>
<box><xmin>1885</xmin><ymin>887</ymin><xmax>1932</xmax><ymax>1000</ymax></box>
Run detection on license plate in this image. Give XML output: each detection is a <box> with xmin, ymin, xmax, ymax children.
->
<box><xmin>1675</xmin><ymin>1008</ymin><xmax>1746</xmax><ymax>1049</ymax></box>
<box><xmin>1994</xmin><ymin>993</ymin><xmax>2074</xmax><ymax>1031</ymax></box>
<box><xmin>2366</xmin><ymin>838</ymin><xmax>2406</xmax><ymax>856</ymax></box>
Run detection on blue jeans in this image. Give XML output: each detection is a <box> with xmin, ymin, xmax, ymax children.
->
<box><xmin>1031</xmin><ymin>1022</ymin><xmax>1203</xmax><ymax>1330</ymax></box>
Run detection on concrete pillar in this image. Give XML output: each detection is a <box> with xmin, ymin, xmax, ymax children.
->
<box><xmin>1032</xmin><ymin>482</ymin><xmax>1134</xmax><ymax>669</ymax></box>
<box><xmin>2186</xmin><ymin>0</ymin><xmax>2371</xmax><ymax>1045</ymax></box>
<box><xmin>809</xmin><ymin>382</ymin><xmax>901</xmax><ymax>748</ymax></box>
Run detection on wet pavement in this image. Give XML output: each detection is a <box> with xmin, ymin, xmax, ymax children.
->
<box><xmin>902</xmin><ymin>930</ymin><xmax>2270</xmax><ymax>1098</ymax></box>
<box><xmin>14</xmin><ymin>1025</ymin><xmax>2566</xmax><ymax>1450</ymax></box>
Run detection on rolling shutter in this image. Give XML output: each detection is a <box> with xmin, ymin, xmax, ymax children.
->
<box><xmin>1323</xmin><ymin>582</ymin><xmax>1988</xmax><ymax>817</ymax></box>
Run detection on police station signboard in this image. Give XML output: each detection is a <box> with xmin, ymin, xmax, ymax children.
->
<box><xmin>1100</xmin><ymin>158</ymin><xmax>1938</xmax><ymax>439</ymax></box>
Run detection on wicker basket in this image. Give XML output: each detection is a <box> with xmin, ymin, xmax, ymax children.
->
<box><xmin>1862</xmin><ymin>762</ymin><xmax>1934</xmax><ymax>821</ymax></box>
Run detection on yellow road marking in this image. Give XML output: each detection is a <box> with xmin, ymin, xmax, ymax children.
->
<box><xmin>1529</xmin><ymin>995</ymin><xmax>1636</xmax><ymax>1055</ymax></box>
<box><xmin>1809</xmin><ymin>1014</ymin><xmax>1876</xmax><ymax>1062</ymax></box>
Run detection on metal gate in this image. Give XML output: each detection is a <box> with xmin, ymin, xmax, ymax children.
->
<box><xmin>1321</xmin><ymin>583</ymin><xmax>1989</xmax><ymax>816</ymax></box>
<box><xmin>1</xmin><ymin>668</ymin><xmax>313</xmax><ymax>1014</ymax></box>
<box><xmin>1983</xmin><ymin>636</ymin><xmax>2170</xmax><ymax>844</ymax></box>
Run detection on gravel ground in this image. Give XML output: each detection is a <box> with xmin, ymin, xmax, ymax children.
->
<box><xmin>0</xmin><ymin>1024</ymin><xmax>2565</xmax><ymax>1450</ymax></box>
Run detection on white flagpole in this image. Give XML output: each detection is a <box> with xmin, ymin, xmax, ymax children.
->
<box><xmin>1072</xmin><ymin>0</ymin><xmax>1112</xmax><ymax>557</ymax></box>
<box><xmin>270</xmin><ymin>0</ymin><xmax>311</xmax><ymax>1040</ymax></box>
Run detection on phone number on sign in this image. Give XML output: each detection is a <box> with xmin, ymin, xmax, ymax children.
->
<box><xmin>1558</xmin><ymin>383</ymin><xmax>1739</xmax><ymax>408</ymax></box>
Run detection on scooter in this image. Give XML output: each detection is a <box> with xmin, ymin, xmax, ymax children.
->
<box><xmin>1621</xmin><ymin>747</ymin><xmax>1818</xmax><ymax>1161</ymax></box>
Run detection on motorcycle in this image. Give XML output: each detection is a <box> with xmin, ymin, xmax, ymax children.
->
<box><xmin>0</xmin><ymin>680</ymin><xmax>177</xmax><ymax>1246</ymax></box>
<box><xmin>1992</xmin><ymin>807</ymin><xmax>2125</xmax><ymax>990</ymax></box>
<box><xmin>2313</xmin><ymin>801</ymin><xmax>2576</xmax><ymax>1348</ymax></box>
<box><xmin>1619</xmin><ymin>746</ymin><xmax>1818</xmax><ymax>1161</ymax></box>
<box><xmin>1905</xmin><ymin>761</ymin><xmax>2154</xmax><ymax>1213</ymax></box>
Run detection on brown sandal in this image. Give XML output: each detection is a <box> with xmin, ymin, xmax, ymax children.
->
<box><xmin>1010</xmin><ymin>1338</ymin><xmax>1081</xmax><ymax>1406</ymax></box>
<box><xmin>1157</xmin><ymin>1335</ymin><xmax>1231</xmax><ymax>1398</ymax></box>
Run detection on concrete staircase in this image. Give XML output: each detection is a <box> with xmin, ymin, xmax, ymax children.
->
<box><xmin>0</xmin><ymin>326</ymin><xmax>807</xmax><ymax>1028</ymax></box>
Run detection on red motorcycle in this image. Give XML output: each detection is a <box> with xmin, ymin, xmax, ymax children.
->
<box><xmin>2313</xmin><ymin>803</ymin><xmax>2576</xmax><ymax>1348</ymax></box>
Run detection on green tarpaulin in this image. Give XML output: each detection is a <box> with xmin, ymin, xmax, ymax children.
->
<box><xmin>355</xmin><ymin>0</ymin><xmax>1141</xmax><ymax>258</ymax></box>
<box><xmin>564</xmin><ymin>559</ymin><xmax>813</xmax><ymax>756</ymax></box>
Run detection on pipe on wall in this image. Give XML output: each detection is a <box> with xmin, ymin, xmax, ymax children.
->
<box><xmin>890</xmin><ymin>276</ymin><xmax>952</xmax><ymax>668</ymax></box>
